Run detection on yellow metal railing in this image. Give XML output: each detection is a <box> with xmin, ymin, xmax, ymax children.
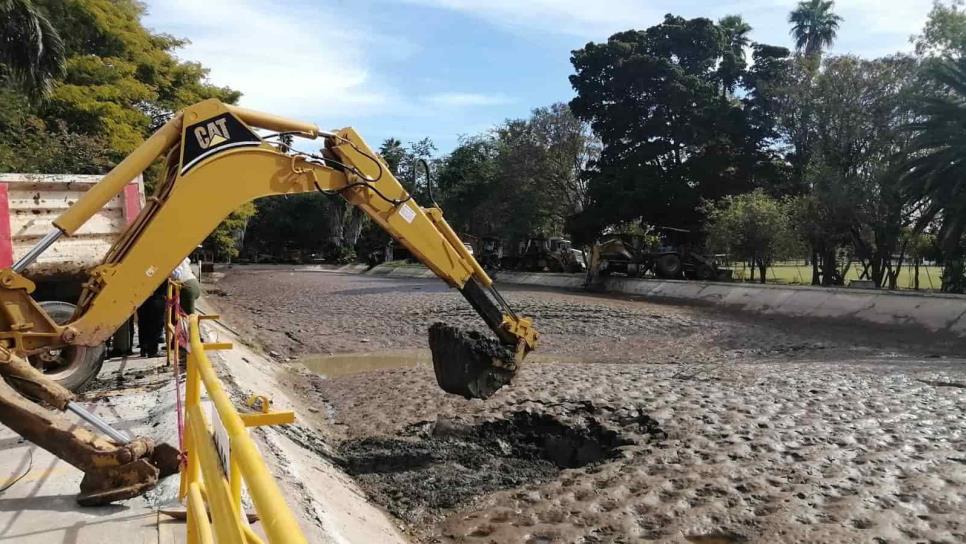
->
<box><xmin>175</xmin><ymin>312</ymin><xmax>305</xmax><ymax>544</ymax></box>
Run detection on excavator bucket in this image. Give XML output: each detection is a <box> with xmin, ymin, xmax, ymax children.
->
<box><xmin>428</xmin><ymin>323</ymin><xmax>518</xmax><ymax>399</ymax></box>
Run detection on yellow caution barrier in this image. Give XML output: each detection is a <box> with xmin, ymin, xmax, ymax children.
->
<box><xmin>175</xmin><ymin>312</ymin><xmax>306</xmax><ymax>544</ymax></box>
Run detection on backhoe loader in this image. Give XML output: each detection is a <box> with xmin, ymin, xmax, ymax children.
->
<box><xmin>0</xmin><ymin>99</ymin><xmax>538</xmax><ymax>505</ymax></box>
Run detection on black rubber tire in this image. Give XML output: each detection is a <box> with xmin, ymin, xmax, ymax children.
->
<box><xmin>655</xmin><ymin>254</ymin><xmax>683</xmax><ymax>278</ymax></box>
<box><xmin>34</xmin><ymin>301</ymin><xmax>105</xmax><ymax>392</ymax></box>
<box><xmin>694</xmin><ymin>265</ymin><xmax>716</xmax><ymax>281</ymax></box>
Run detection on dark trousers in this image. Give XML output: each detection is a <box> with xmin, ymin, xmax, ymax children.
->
<box><xmin>137</xmin><ymin>283</ymin><xmax>166</xmax><ymax>357</ymax></box>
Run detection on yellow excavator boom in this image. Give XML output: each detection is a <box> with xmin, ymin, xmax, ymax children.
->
<box><xmin>0</xmin><ymin>99</ymin><xmax>539</xmax><ymax>504</ymax></box>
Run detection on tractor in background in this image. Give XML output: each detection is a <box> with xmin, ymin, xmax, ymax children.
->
<box><xmin>588</xmin><ymin>227</ymin><xmax>723</xmax><ymax>281</ymax></box>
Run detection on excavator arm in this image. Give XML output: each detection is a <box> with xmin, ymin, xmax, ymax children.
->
<box><xmin>0</xmin><ymin>99</ymin><xmax>539</xmax><ymax>503</ymax></box>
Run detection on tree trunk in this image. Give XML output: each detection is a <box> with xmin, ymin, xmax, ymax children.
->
<box><xmin>811</xmin><ymin>250</ymin><xmax>820</xmax><ymax>286</ymax></box>
<box><xmin>914</xmin><ymin>259</ymin><xmax>920</xmax><ymax>290</ymax></box>
<box><xmin>870</xmin><ymin>258</ymin><xmax>882</xmax><ymax>287</ymax></box>
<box><xmin>820</xmin><ymin>248</ymin><xmax>837</xmax><ymax>286</ymax></box>
<box><xmin>940</xmin><ymin>223</ymin><xmax>965</xmax><ymax>293</ymax></box>
<box><xmin>748</xmin><ymin>259</ymin><xmax>755</xmax><ymax>282</ymax></box>
<box><xmin>344</xmin><ymin>207</ymin><xmax>366</xmax><ymax>249</ymax></box>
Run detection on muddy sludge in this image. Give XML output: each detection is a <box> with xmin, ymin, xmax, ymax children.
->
<box><xmin>338</xmin><ymin>409</ymin><xmax>659</xmax><ymax>525</ymax></box>
<box><xmin>427</xmin><ymin>322</ymin><xmax>518</xmax><ymax>400</ymax></box>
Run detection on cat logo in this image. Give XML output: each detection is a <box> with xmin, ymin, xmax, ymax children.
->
<box><xmin>180</xmin><ymin>113</ymin><xmax>261</xmax><ymax>175</ymax></box>
<box><xmin>194</xmin><ymin>118</ymin><xmax>231</xmax><ymax>149</ymax></box>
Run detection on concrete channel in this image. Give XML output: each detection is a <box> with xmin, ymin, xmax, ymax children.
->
<box><xmin>364</xmin><ymin>264</ymin><xmax>966</xmax><ymax>339</ymax></box>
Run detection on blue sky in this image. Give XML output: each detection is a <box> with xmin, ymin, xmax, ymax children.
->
<box><xmin>142</xmin><ymin>0</ymin><xmax>937</xmax><ymax>153</ymax></box>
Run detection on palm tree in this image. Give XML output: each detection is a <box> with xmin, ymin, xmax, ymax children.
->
<box><xmin>902</xmin><ymin>58</ymin><xmax>966</xmax><ymax>292</ymax></box>
<box><xmin>718</xmin><ymin>15</ymin><xmax>752</xmax><ymax>96</ymax></box>
<box><xmin>0</xmin><ymin>0</ymin><xmax>64</xmax><ymax>96</ymax></box>
<box><xmin>788</xmin><ymin>0</ymin><xmax>842</xmax><ymax>58</ymax></box>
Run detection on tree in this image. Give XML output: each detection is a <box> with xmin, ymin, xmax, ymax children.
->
<box><xmin>809</xmin><ymin>55</ymin><xmax>919</xmax><ymax>288</ymax></box>
<box><xmin>0</xmin><ymin>0</ymin><xmax>245</xmax><ymax>259</ymax></box>
<box><xmin>718</xmin><ymin>15</ymin><xmax>752</xmax><ymax>96</ymax></box>
<box><xmin>915</xmin><ymin>0</ymin><xmax>966</xmax><ymax>58</ymax></box>
<box><xmin>903</xmin><ymin>229</ymin><xmax>938</xmax><ymax>290</ymax></box>
<box><xmin>705</xmin><ymin>190</ymin><xmax>796</xmax><ymax>283</ymax></box>
<box><xmin>525</xmin><ymin>103</ymin><xmax>597</xmax><ymax>221</ymax></box>
<box><xmin>30</xmin><ymin>0</ymin><xmax>239</xmax><ymax>156</ymax></box>
<box><xmin>567</xmin><ymin>15</ymin><xmax>789</xmax><ymax>244</ymax></box>
<box><xmin>788</xmin><ymin>0</ymin><xmax>843</xmax><ymax>59</ymax></box>
<box><xmin>0</xmin><ymin>0</ymin><xmax>64</xmax><ymax>95</ymax></box>
<box><xmin>901</xmin><ymin>57</ymin><xmax>966</xmax><ymax>292</ymax></box>
<box><xmin>203</xmin><ymin>203</ymin><xmax>255</xmax><ymax>261</ymax></box>
<box><xmin>431</xmin><ymin>103</ymin><xmax>595</xmax><ymax>244</ymax></box>
<box><xmin>378</xmin><ymin>138</ymin><xmax>406</xmax><ymax>173</ymax></box>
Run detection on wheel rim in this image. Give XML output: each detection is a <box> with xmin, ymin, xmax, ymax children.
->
<box><xmin>30</xmin><ymin>301</ymin><xmax>96</xmax><ymax>382</ymax></box>
<box><xmin>29</xmin><ymin>343</ymin><xmax>90</xmax><ymax>380</ymax></box>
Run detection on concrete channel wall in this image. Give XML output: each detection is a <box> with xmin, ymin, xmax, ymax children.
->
<box><xmin>363</xmin><ymin>264</ymin><xmax>966</xmax><ymax>338</ymax></box>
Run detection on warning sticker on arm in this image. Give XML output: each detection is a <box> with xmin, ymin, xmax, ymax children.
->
<box><xmin>398</xmin><ymin>203</ymin><xmax>417</xmax><ymax>223</ymax></box>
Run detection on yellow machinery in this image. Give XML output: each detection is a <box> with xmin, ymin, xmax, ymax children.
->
<box><xmin>0</xmin><ymin>99</ymin><xmax>538</xmax><ymax>504</ymax></box>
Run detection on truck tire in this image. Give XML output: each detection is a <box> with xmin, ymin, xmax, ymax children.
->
<box><xmin>655</xmin><ymin>254</ymin><xmax>683</xmax><ymax>278</ymax></box>
<box><xmin>31</xmin><ymin>301</ymin><xmax>105</xmax><ymax>392</ymax></box>
<box><xmin>694</xmin><ymin>265</ymin><xmax>715</xmax><ymax>281</ymax></box>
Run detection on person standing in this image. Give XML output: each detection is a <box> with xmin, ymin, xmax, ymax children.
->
<box><xmin>171</xmin><ymin>257</ymin><xmax>201</xmax><ymax>315</ymax></box>
<box><xmin>137</xmin><ymin>282</ymin><xmax>166</xmax><ymax>357</ymax></box>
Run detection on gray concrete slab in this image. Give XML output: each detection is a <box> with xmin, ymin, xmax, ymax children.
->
<box><xmin>0</xmin><ymin>353</ymin><xmax>177</xmax><ymax>544</ymax></box>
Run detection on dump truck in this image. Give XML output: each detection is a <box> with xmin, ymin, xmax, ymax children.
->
<box><xmin>0</xmin><ymin>174</ymin><xmax>144</xmax><ymax>391</ymax></box>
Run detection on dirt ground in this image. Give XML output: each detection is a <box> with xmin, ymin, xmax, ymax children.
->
<box><xmin>209</xmin><ymin>266</ymin><xmax>966</xmax><ymax>544</ymax></box>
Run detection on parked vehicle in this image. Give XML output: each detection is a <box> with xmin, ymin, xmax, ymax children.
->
<box><xmin>0</xmin><ymin>173</ymin><xmax>145</xmax><ymax>388</ymax></box>
<box><xmin>502</xmin><ymin>236</ymin><xmax>585</xmax><ymax>273</ymax></box>
<box><xmin>588</xmin><ymin>227</ymin><xmax>723</xmax><ymax>281</ymax></box>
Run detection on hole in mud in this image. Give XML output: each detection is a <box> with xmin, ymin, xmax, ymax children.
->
<box><xmin>338</xmin><ymin>410</ymin><xmax>642</xmax><ymax>523</ymax></box>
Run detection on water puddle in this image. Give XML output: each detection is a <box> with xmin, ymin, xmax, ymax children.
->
<box><xmin>298</xmin><ymin>350</ymin><xmax>430</xmax><ymax>378</ymax></box>
<box><xmin>299</xmin><ymin>349</ymin><xmax>578</xmax><ymax>378</ymax></box>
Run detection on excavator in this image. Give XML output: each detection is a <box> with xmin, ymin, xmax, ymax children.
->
<box><xmin>0</xmin><ymin>99</ymin><xmax>538</xmax><ymax>505</ymax></box>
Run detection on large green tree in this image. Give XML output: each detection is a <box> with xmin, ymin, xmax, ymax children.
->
<box><xmin>915</xmin><ymin>0</ymin><xmax>966</xmax><ymax>58</ymax></box>
<box><xmin>434</xmin><ymin>104</ymin><xmax>595</xmax><ymax>243</ymax></box>
<box><xmin>806</xmin><ymin>55</ymin><xmax>919</xmax><ymax>288</ymax></box>
<box><xmin>705</xmin><ymin>190</ymin><xmax>797</xmax><ymax>283</ymax></box>
<box><xmin>0</xmin><ymin>0</ymin><xmax>248</xmax><ymax>258</ymax></box>
<box><xmin>32</xmin><ymin>0</ymin><xmax>239</xmax><ymax>155</ymax></box>
<box><xmin>567</xmin><ymin>15</ymin><xmax>789</xmax><ymax>244</ymax></box>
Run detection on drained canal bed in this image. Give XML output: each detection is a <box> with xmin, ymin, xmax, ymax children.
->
<box><xmin>213</xmin><ymin>270</ymin><xmax>966</xmax><ymax>543</ymax></box>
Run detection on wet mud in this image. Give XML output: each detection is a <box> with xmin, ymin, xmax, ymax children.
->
<box><xmin>427</xmin><ymin>322</ymin><xmax>517</xmax><ymax>399</ymax></box>
<box><xmin>339</xmin><ymin>408</ymin><xmax>654</xmax><ymax>526</ymax></box>
<box><xmin>211</xmin><ymin>267</ymin><xmax>966</xmax><ymax>543</ymax></box>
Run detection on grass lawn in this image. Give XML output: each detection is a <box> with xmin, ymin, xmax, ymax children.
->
<box><xmin>730</xmin><ymin>263</ymin><xmax>943</xmax><ymax>290</ymax></box>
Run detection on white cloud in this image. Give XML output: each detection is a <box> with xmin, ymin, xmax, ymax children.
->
<box><xmin>142</xmin><ymin>0</ymin><xmax>400</xmax><ymax>128</ymax></box>
<box><xmin>424</xmin><ymin>92</ymin><xmax>512</xmax><ymax>107</ymax></box>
